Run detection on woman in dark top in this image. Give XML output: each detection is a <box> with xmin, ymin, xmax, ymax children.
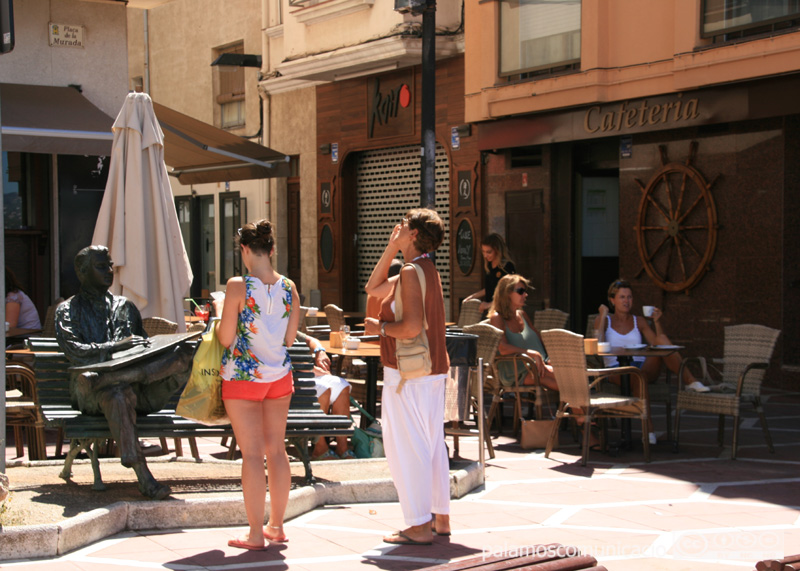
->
<box><xmin>463</xmin><ymin>233</ymin><xmax>515</xmax><ymax>312</ymax></box>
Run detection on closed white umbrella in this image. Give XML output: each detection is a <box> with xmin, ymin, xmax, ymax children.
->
<box><xmin>92</xmin><ymin>92</ymin><xmax>192</xmax><ymax>331</ymax></box>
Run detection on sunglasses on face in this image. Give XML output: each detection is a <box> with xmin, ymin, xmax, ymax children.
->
<box><xmin>513</xmin><ymin>287</ymin><xmax>527</xmax><ymax>295</ymax></box>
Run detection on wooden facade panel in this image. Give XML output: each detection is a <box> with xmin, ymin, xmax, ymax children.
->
<box><xmin>315</xmin><ymin>56</ymin><xmax>483</xmax><ymax>314</ymax></box>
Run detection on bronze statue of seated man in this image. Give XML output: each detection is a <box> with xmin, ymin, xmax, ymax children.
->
<box><xmin>55</xmin><ymin>245</ymin><xmax>193</xmax><ymax>500</ymax></box>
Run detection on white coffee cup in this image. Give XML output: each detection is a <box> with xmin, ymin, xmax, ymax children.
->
<box><xmin>306</xmin><ymin>307</ymin><xmax>318</xmax><ymax>317</ymax></box>
<box><xmin>345</xmin><ymin>337</ymin><xmax>360</xmax><ymax>350</ymax></box>
<box><xmin>643</xmin><ymin>305</ymin><xmax>655</xmax><ymax>317</ymax></box>
<box><xmin>597</xmin><ymin>341</ymin><xmax>611</xmax><ymax>353</ymax></box>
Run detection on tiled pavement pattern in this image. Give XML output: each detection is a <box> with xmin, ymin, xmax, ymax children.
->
<box><xmin>2</xmin><ymin>388</ymin><xmax>799</xmax><ymax>570</ymax></box>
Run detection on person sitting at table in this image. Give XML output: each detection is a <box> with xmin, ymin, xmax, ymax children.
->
<box><xmin>297</xmin><ymin>331</ymin><xmax>354</xmax><ymax>460</ymax></box>
<box><xmin>5</xmin><ymin>267</ymin><xmax>42</xmax><ymax>330</ymax></box>
<box><xmin>594</xmin><ymin>278</ymin><xmax>710</xmax><ymax>444</ymax></box>
<box><xmin>464</xmin><ymin>233</ymin><xmax>516</xmax><ymax>313</ymax></box>
<box><xmin>488</xmin><ymin>274</ymin><xmax>558</xmax><ymax>392</ymax></box>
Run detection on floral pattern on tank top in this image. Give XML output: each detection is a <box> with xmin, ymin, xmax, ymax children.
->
<box><xmin>221</xmin><ymin>275</ymin><xmax>293</xmax><ymax>381</ymax></box>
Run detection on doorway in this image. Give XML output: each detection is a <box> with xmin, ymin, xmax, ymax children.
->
<box><xmin>57</xmin><ymin>154</ymin><xmax>109</xmax><ymax>300</ymax></box>
<box><xmin>3</xmin><ymin>151</ymin><xmax>54</xmax><ymax>313</ymax></box>
<box><xmin>506</xmin><ymin>189</ymin><xmax>545</xmax><ymax>311</ymax></box>
<box><xmin>176</xmin><ymin>195</ymin><xmax>216</xmax><ymax>298</ymax></box>
<box><xmin>579</xmin><ymin>176</ymin><xmax>619</xmax><ymax>330</ymax></box>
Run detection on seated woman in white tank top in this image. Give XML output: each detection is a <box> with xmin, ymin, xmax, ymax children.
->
<box><xmin>593</xmin><ymin>279</ymin><xmax>710</xmax><ymax>444</ymax></box>
<box><xmin>602</xmin><ymin>315</ymin><xmax>646</xmax><ymax>368</ymax></box>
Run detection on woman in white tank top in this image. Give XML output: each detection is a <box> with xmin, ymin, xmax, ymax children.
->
<box><xmin>593</xmin><ymin>279</ymin><xmax>709</xmax><ymax>444</ymax></box>
<box><xmin>214</xmin><ymin>219</ymin><xmax>300</xmax><ymax>551</ymax></box>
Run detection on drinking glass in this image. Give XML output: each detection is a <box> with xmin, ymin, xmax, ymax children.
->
<box><xmin>195</xmin><ymin>304</ymin><xmax>210</xmax><ymax>322</ymax></box>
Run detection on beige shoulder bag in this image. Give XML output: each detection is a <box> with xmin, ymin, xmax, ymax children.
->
<box><xmin>393</xmin><ymin>263</ymin><xmax>432</xmax><ymax>392</ymax></box>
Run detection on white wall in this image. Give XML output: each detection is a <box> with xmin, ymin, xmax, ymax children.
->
<box><xmin>0</xmin><ymin>0</ymin><xmax>129</xmax><ymax>118</ymax></box>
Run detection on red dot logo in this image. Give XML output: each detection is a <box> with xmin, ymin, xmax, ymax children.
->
<box><xmin>399</xmin><ymin>84</ymin><xmax>411</xmax><ymax>108</ymax></box>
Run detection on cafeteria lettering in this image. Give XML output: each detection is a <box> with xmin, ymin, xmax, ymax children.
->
<box><xmin>583</xmin><ymin>95</ymin><xmax>699</xmax><ymax>134</ymax></box>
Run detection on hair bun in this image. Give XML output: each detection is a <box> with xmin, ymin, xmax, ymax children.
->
<box><xmin>257</xmin><ymin>220</ymin><xmax>272</xmax><ymax>236</ymax></box>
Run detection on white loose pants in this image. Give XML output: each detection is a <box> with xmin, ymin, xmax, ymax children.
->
<box><xmin>381</xmin><ymin>367</ymin><xmax>450</xmax><ymax>526</ymax></box>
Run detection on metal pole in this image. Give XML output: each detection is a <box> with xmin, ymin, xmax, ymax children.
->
<box><xmin>477</xmin><ymin>358</ymin><xmax>485</xmax><ymax>476</ymax></box>
<box><xmin>420</xmin><ymin>0</ymin><xmax>436</xmax><ymax>210</ymax></box>
<box><xmin>1</xmin><ymin>90</ymin><xmax>7</xmax><ymax>474</ymax></box>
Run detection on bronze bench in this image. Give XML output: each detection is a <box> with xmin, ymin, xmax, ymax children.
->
<box><xmin>25</xmin><ymin>338</ymin><xmax>353</xmax><ymax>489</ymax></box>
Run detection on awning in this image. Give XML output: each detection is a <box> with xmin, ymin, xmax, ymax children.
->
<box><xmin>0</xmin><ymin>83</ymin><xmax>115</xmax><ymax>156</ymax></box>
<box><xmin>151</xmin><ymin>101</ymin><xmax>291</xmax><ymax>185</ymax></box>
<box><xmin>0</xmin><ymin>83</ymin><xmax>291</xmax><ymax>185</ymax></box>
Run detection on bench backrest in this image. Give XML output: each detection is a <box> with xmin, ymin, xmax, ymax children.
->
<box><xmin>27</xmin><ymin>338</ymin><xmax>326</xmax><ymax>416</ymax></box>
<box><xmin>25</xmin><ymin>338</ymin><xmax>72</xmax><ymax>412</ymax></box>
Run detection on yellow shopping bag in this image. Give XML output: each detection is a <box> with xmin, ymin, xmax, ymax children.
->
<box><xmin>176</xmin><ymin>323</ymin><xmax>229</xmax><ymax>426</ymax></box>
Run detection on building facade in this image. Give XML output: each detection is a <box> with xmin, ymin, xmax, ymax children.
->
<box><xmin>1</xmin><ymin>0</ymin><xmax>131</xmax><ymax>314</ymax></box>
<box><xmin>465</xmin><ymin>0</ymin><xmax>800</xmax><ymax>387</ymax></box>
<box><xmin>261</xmin><ymin>0</ymin><xmax>471</xmax><ymax>316</ymax></box>
<box><xmin>126</xmin><ymin>0</ymin><xmax>277</xmax><ymax>300</ymax></box>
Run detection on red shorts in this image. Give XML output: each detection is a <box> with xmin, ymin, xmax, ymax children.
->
<box><xmin>222</xmin><ymin>371</ymin><xmax>294</xmax><ymax>401</ymax></box>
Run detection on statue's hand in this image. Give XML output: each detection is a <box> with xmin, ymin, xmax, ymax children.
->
<box><xmin>113</xmin><ymin>335</ymin><xmax>149</xmax><ymax>352</ymax></box>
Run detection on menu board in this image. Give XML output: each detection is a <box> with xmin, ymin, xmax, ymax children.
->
<box><xmin>456</xmin><ymin>219</ymin><xmax>474</xmax><ymax>275</ymax></box>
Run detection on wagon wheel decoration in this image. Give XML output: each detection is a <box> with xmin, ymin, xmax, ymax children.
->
<box><xmin>634</xmin><ymin>142</ymin><xmax>719</xmax><ymax>294</ymax></box>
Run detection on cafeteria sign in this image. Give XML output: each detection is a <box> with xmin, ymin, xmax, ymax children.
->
<box><xmin>49</xmin><ymin>23</ymin><xmax>84</xmax><ymax>48</ymax></box>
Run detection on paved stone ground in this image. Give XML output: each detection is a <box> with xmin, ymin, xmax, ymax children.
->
<box><xmin>1</xmin><ymin>440</ymin><xmax>395</xmax><ymax>528</ymax></box>
<box><xmin>2</xmin><ymin>388</ymin><xmax>799</xmax><ymax>570</ymax></box>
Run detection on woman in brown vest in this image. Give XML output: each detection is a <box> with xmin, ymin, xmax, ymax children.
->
<box><xmin>364</xmin><ymin>208</ymin><xmax>450</xmax><ymax>545</ymax></box>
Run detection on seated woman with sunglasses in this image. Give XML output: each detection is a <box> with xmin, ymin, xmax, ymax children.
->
<box><xmin>488</xmin><ymin>274</ymin><xmax>558</xmax><ymax>392</ymax></box>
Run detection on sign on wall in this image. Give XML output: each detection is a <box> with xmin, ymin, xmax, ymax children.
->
<box><xmin>320</xmin><ymin>182</ymin><xmax>332</xmax><ymax>215</ymax></box>
<box><xmin>457</xmin><ymin>170</ymin><xmax>472</xmax><ymax>209</ymax></box>
<box><xmin>456</xmin><ymin>219</ymin><xmax>475</xmax><ymax>275</ymax></box>
<box><xmin>49</xmin><ymin>23</ymin><xmax>84</xmax><ymax>48</ymax></box>
<box><xmin>367</xmin><ymin>69</ymin><xmax>414</xmax><ymax>139</ymax></box>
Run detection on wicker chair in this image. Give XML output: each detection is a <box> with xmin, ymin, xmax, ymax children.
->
<box><xmin>187</xmin><ymin>322</ymin><xmax>207</xmax><ymax>333</ymax></box>
<box><xmin>5</xmin><ymin>363</ymin><xmax>48</xmax><ymax>461</ymax></box>
<box><xmin>584</xmin><ymin>313</ymin><xmax>603</xmax><ymax>368</ymax></box>
<box><xmin>461</xmin><ymin>323</ymin><xmax>504</xmax><ymax>433</ymax></box>
<box><xmin>324</xmin><ymin>304</ymin><xmax>364</xmax><ymax>377</ymax></box>
<box><xmin>40</xmin><ymin>302</ymin><xmax>62</xmax><ymax>337</ymax></box>
<box><xmin>674</xmin><ymin>323</ymin><xmax>780</xmax><ymax>459</ymax></box>
<box><xmin>142</xmin><ymin>316</ymin><xmax>179</xmax><ymax>336</ymax></box>
<box><xmin>324</xmin><ymin>304</ymin><xmax>346</xmax><ymax>332</ymax></box>
<box><xmin>491</xmin><ymin>353</ymin><xmax>544</xmax><ymax>436</ymax></box>
<box><xmin>541</xmin><ymin>329</ymin><xmax>651</xmax><ymax>466</ymax></box>
<box><xmin>457</xmin><ymin>299</ymin><xmax>483</xmax><ymax>328</ymax></box>
<box><xmin>534</xmin><ymin>308</ymin><xmax>569</xmax><ymax>331</ymax></box>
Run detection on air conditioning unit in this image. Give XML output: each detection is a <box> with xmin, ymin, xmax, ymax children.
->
<box><xmin>394</xmin><ymin>0</ymin><xmax>428</xmax><ymax>15</ymax></box>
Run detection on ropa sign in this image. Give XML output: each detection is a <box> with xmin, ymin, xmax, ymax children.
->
<box><xmin>368</xmin><ymin>73</ymin><xmax>413</xmax><ymax>139</ymax></box>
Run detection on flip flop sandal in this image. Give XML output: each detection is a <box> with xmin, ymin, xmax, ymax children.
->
<box><xmin>228</xmin><ymin>538</ymin><xmax>268</xmax><ymax>551</ymax></box>
<box><xmin>264</xmin><ymin>525</ymin><xmax>288</xmax><ymax>543</ymax></box>
<box><xmin>383</xmin><ymin>531</ymin><xmax>432</xmax><ymax>546</ymax></box>
<box><xmin>338</xmin><ymin>449</ymin><xmax>357</xmax><ymax>459</ymax></box>
<box><xmin>432</xmin><ymin>525</ymin><xmax>451</xmax><ymax>536</ymax></box>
